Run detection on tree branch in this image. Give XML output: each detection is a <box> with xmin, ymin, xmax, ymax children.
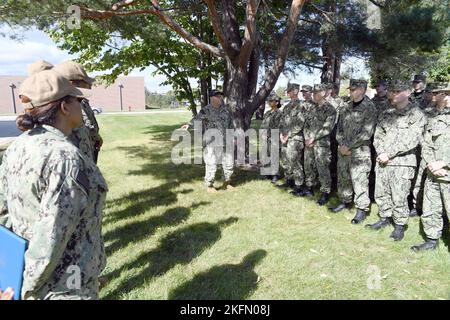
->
<box><xmin>80</xmin><ymin>1</ymin><xmax>224</xmax><ymax>58</ymax></box>
<box><xmin>253</xmin><ymin>0</ymin><xmax>306</xmax><ymax>109</ymax></box>
<box><xmin>238</xmin><ymin>0</ymin><xmax>260</xmax><ymax>69</ymax></box>
<box><xmin>204</xmin><ymin>0</ymin><xmax>238</xmax><ymax>58</ymax></box>
<box><xmin>220</xmin><ymin>0</ymin><xmax>242</xmax><ymax>52</ymax></box>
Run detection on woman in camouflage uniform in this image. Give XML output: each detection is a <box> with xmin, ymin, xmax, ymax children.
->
<box><xmin>260</xmin><ymin>92</ymin><xmax>282</xmax><ymax>184</ymax></box>
<box><xmin>0</xmin><ymin>70</ymin><xmax>108</xmax><ymax>300</ymax></box>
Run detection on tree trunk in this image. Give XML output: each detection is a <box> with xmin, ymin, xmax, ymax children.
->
<box><xmin>223</xmin><ymin>58</ymin><xmax>254</xmax><ymax>131</ymax></box>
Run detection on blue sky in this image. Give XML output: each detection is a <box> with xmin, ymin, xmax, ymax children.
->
<box><xmin>0</xmin><ymin>26</ymin><xmax>368</xmax><ymax>93</ymax></box>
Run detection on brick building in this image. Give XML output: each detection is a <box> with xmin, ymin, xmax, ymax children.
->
<box><xmin>0</xmin><ymin>76</ymin><xmax>146</xmax><ymax>115</ymax></box>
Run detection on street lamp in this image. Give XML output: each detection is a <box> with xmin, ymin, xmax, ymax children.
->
<box><xmin>9</xmin><ymin>83</ymin><xmax>17</xmax><ymax>114</ymax></box>
<box><xmin>118</xmin><ymin>83</ymin><xmax>124</xmax><ymax>112</ymax></box>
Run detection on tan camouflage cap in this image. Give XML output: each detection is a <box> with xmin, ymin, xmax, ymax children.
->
<box><xmin>301</xmin><ymin>85</ymin><xmax>313</xmax><ymax>92</ymax></box>
<box><xmin>347</xmin><ymin>79</ymin><xmax>368</xmax><ymax>89</ymax></box>
<box><xmin>389</xmin><ymin>80</ymin><xmax>412</xmax><ymax>92</ymax></box>
<box><xmin>19</xmin><ymin>70</ymin><xmax>91</xmax><ymax>109</ymax></box>
<box><xmin>313</xmin><ymin>83</ymin><xmax>329</xmax><ymax>92</ymax></box>
<box><xmin>53</xmin><ymin>60</ymin><xmax>95</xmax><ymax>85</ymax></box>
<box><xmin>27</xmin><ymin>60</ymin><xmax>54</xmax><ymax>76</ymax></box>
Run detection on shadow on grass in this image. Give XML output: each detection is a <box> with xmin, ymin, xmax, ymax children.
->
<box><xmin>104</xmin><ymin>201</ymin><xmax>211</xmax><ymax>255</ymax></box>
<box><xmin>102</xmin><ymin>217</ymin><xmax>239</xmax><ymax>300</ymax></box>
<box><xmin>104</xmin><ymin>182</ymin><xmax>194</xmax><ymax>224</ymax></box>
<box><xmin>169</xmin><ymin>249</ymin><xmax>267</xmax><ymax>300</ymax></box>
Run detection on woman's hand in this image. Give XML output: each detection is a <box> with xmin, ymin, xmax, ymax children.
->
<box><xmin>0</xmin><ymin>287</ymin><xmax>14</xmax><ymax>300</ymax></box>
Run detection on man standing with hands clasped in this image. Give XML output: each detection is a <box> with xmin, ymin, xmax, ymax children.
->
<box><xmin>331</xmin><ymin>79</ymin><xmax>378</xmax><ymax>224</ymax></box>
<box><xmin>367</xmin><ymin>80</ymin><xmax>426</xmax><ymax>241</ymax></box>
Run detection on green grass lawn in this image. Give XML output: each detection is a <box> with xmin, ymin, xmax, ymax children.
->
<box><xmin>97</xmin><ymin>113</ymin><xmax>450</xmax><ymax>300</ymax></box>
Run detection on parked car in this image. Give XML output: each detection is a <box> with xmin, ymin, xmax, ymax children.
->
<box><xmin>91</xmin><ymin>106</ymin><xmax>103</xmax><ymax>115</ymax></box>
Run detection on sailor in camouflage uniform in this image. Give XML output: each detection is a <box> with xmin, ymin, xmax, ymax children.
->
<box><xmin>410</xmin><ymin>82</ymin><xmax>443</xmax><ymax>217</ymax></box>
<box><xmin>331</xmin><ymin>79</ymin><xmax>378</xmax><ymax>225</ymax></box>
<box><xmin>367</xmin><ymin>80</ymin><xmax>426</xmax><ymax>241</ymax></box>
<box><xmin>411</xmin><ymin>83</ymin><xmax>450</xmax><ymax>251</ymax></box>
<box><xmin>54</xmin><ymin>61</ymin><xmax>103</xmax><ymax>164</ymax></box>
<box><xmin>182</xmin><ymin>89</ymin><xmax>235</xmax><ymax>193</ymax></box>
<box><xmin>326</xmin><ymin>83</ymin><xmax>346</xmax><ymax>114</ymax></box>
<box><xmin>277</xmin><ymin>83</ymin><xmax>306</xmax><ymax>195</ymax></box>
<box><xmin>372</xmin><ymin>79</ymin><xmax>391</xmax><ymax>115</ymax></box>
<box><xmin>0</xmin><ymin>70</ymin><xmax>108</xmax><ymax>300</ymax></box>
<box><xmin>300</xmin><ymin>85</ymin><xmax>314</xmax><ymax>111</ymax></box>
<box><xmin>260</xmin><ymin>92</ymin><xmax>282</xmax><ymax>183</ymax></box>
<box><xmin>369</xmin><ymin>80</ymin><xmax>391</xmax><ymax>202</ymax></box>
<box><xmin>301</xmin><ymin>84</ymin><xmax>337</xmax><ymax>205</ymax></box>
<box><xmin>410</xmin><ymin>74</ymin><xmax>427</xmax><ymax>109</ymax></box>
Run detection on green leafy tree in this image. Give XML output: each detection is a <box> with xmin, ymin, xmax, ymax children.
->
<box><xmin>1</xmin><ymin>0</ymin><xmax>307</xmax><ymax>129</ymax></box>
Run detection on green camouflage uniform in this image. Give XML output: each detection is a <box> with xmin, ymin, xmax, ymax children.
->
<box><xmin>374</xmin><ymin>103</ymin><xmax>426</xmax><ymax>225</ymax></box>
<box><xmin>336</xmin><ymin>96</ymin><xmax>377</xmax><ymax>211</ymax></box>
<box><xmin>371</xmin><ymin>94</ymin><xmax>391</xmax><ymax>116</ymax></box>
<box><xmin>70</xmin><ymin>100</ymin><xmax>101</xmax><ymax>162</ymax></box>
<box><xmin>420</xmin><ymin>107</ymin><xmax>450</xmax><ymax>239</ymax></box>
<box><xmin>0</xmin><ymin>125</ymin><xmax>108</xmax><ymax>300</ymax></box>
<box><xmin>304</xmin><ymin>101</ymin><xmax>337</xmax><ymax>193</ymax></box>
<box><xmin>188</xmin><ymin>103</ymin><xmax>234</xmax><ymax>186</ymax></box>
<box><xmin>410</xmin><ymin>91</ymin><xmax>427</xmax><ymax>109</ymax></box>
<box><xmin>279</xmin><ymin>99</ymin><xmax>306</xmax><ymax>187</ymax></box>
<box><xmin>260</xmin><ymin>108</ymin><xmax>282</xmax><ymax>175</ymax></box>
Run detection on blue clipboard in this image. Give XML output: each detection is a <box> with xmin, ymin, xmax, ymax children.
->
<box><xmin>0</xmin><ymin>225</ymin><xmax>28</xmax><ymax>300</ymax></box>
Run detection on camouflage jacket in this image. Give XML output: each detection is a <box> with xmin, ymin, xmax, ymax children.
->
<box><xmin>374</xmin><ymin>103</ymin><xmax>426</xmax><ymax>167</ymax></box>
<box><xmin>188</xmin><ymin>103</ymin><xmax>234</xmax><ymax>146</ymax></box>
<box><xmin>0</xmin><ymin>125</ymin><xmax>108</xmax><ymax>299</ymax></box>
<box><xmin>261</xmin><ymin>108</ymin><xmax>282</xmax><ymax>130</ymax></box>
<box><xmin>371</xmin><ymin>94</ymin><xmax>391</xmax><ymax>115</ymax></box>
<box><xmin>69</xmin><ymin>100</ymin><xmax>101</xmax><ymax>160</ymax></box>
<box><xmin>421</xmin><ymin>107</ymin><xmax>450</xmax><ymax>182</ymax></box>
<box><xmin>336</xmin><ymin>96</ymin><xmax>377</xmax><ymax>158</ymax></box>
<box><xmin>423</xmin><ymin>102</ymin><xmax>437</xmax><ymax>119</ymax></box>
<box><xmin>327</xmin><ymin>96</ymin><xmax>347</xmax><ymax>115</ymax></box>
<box><xmin>304</xmin><ymin>101</ymin><xmax>337</xmax><ymax>146</ymax></box>
<box><xmin>410</xmin><ymin>91</ymin><xmax>427</xmax><ymax>109</ymax></box>
<box><xmin>279</xmin><ymin>99</ymin><xmax>305</xmax><ymax>141</ymax></box>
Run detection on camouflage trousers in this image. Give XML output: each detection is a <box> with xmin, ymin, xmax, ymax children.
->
<box><xmin>204</xmin><ymin>145</ymin><xmax>234</xmax><ymax>187</ymax></box>
<box><xmin>421</xmin><ymin>175</ymin><xmax>450</xmax><ymax>240</ymax></box>
<box><xmin>375</xmin><ymin>165</ymin><xmax>415</xmax><ymax>226</ymax></box>
<box><xmin>304</xmin><ymin>143</ymin><xmax>331</xmax><ymax>193</ymax></box>
<box><xmin>280</xmin><ymin>138</ymin><xmax>304</xmax><ymax>186</ymax></box>
<box><xmin>260</xmin><ymin>135</ymin><xmax>281</xmax><ymax>176</ymax></box>
<box><xmin>337</xmin><ymin>154</ymin><xmax>371</xmax><ymax>211</ymax></box>
<box><xmin>412</xmin><ymin>159</ymin><xmax>427</xmax><ymax>210</ymax></box>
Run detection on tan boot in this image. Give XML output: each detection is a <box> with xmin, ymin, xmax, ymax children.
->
<box><xmin>207</xmin><ymin>186</ymin><xmax>218</xmax><ymax>193</ymax></box>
